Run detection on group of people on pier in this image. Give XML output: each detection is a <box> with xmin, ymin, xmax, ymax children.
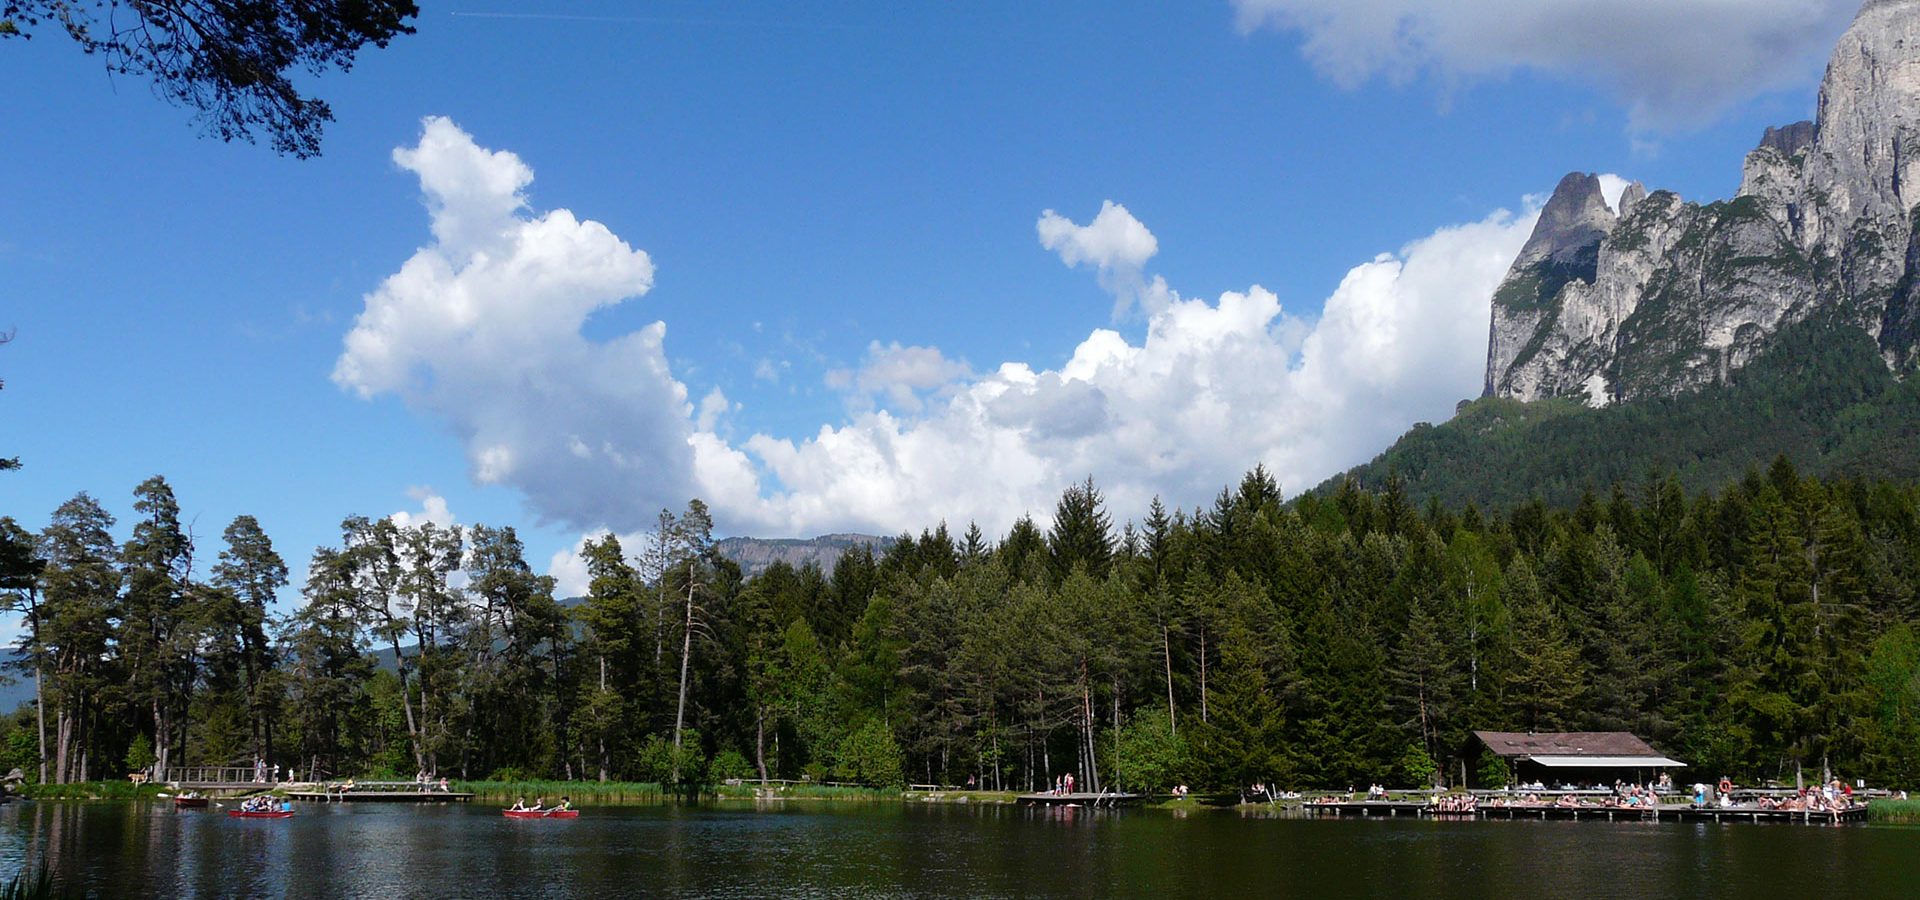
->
<box><xmin>1426</xmin><ymin>793</ymin><xmax>1479</xmax><ymax>813</ymax></box>
<box><xmin>1046</xmin><ymin>773</ymin><xmax>1079</xmax><ymax>795</ymax></box>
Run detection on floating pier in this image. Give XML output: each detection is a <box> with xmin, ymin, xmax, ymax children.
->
<box><xmin>1016</xmin><ymin>792</ymin><xmax>1143</xmax><ymax>807</ymax></box>
<box><xmin>1302</xmin><ymin>801</ymin><xmax>1867</xmax><ymax>824</ymax></box>
<box><xmin>287</xmin><ymin>781</ymin><xmax>473</xmax><ymax>803</ymax></box>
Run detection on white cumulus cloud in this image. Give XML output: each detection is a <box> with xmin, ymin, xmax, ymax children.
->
<box><xmin>342</xmin><ymin>117</ymin><xmax>1551</xmax><ymax>552</ymax></box>
<box><xmin>1231</xmin><ymin>0</ymin><xmax>1857</xmax><ymax>129</ymax></box>
<box><xmin>1038</xmin><ymin>201</ymin><xmax>1179</xmax><ymax>319</ymax></box>
<box><xmin>335</xmin><ymin>116</ymin><xmax>707</xmax><ymax>531</ymax></box>
<box><xmin>825</xmin><ymin>341</ymin><xmax>973</xmax><ymax>413</ymax></box>
<box><xmin>720</xmin><ymin>200</ymin><xmax>1539</xmax><ymax>535</ymax></box>
<box><xmin>389</xmin><ymin>487</ymin><xmax>457</xmax><ymax>529</ymax></box>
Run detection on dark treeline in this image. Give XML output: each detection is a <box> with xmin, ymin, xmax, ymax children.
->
<box><xmin>5</xmin><ymin>458</ymin><xmax>1920</xmax><ymax>794</ymax></box>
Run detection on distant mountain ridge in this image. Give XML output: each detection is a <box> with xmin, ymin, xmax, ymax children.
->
<box><xmin>1485</xmin><ymin>0</ymin><xmax>1920</xmax><ymax>404</ymax></box>
<box><xmin>713</xmin><ymin>533</ymin><xmax>892</xmax><ymax>578</ymax></box>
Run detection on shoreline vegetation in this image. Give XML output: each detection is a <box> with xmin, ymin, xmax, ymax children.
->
<box><xmin>9</xmin><ymin>461</ymin><xmax>1920</xmax><ymax>805</ymax></box>
<box><xmin>17</xmin><ymin>781</ymin><xmax>1920</xmax><ymax>823</ymax></box>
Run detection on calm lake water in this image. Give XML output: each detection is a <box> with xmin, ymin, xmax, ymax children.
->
<box><xmin>0</xmin><ymin>800</ymin><xmax>1915</xmax><ymax>898</ymax></box>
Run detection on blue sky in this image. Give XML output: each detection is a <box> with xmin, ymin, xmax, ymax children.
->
<box><xmin>3</xmin><ymin>0</ymin><xmax>1862</xmax><ymax>598</ymax></box>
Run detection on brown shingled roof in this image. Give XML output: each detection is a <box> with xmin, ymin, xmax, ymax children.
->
<box><xmin>1472</xmin><ymin>730</ymin><xmax>1661</xmax><ymax>759</ymax></box>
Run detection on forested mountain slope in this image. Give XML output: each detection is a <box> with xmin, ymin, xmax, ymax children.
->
<box><xmin>1330</xmin><ymin>316</ymin><xmax>1920</xmax><ymax>508</ymax></box>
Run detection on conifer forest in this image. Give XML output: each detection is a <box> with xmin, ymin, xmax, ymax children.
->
<box><xmin>5</xmin><ymin>458</ymin><xmax>1920</xmax><ymax>793</ymax></box>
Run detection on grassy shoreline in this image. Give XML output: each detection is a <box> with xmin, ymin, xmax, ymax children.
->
<box><xmin>454</xmin><ymin>780</ymin><xmax>919</xmax><ymax>804</ymax></box>
<box><xmin>1867</xmin><ymin>798</ymin><xmax>1920</xmax><ymax>823</ymax></box>
<box><xmin>19</xmin><ymin>782</ymin><xmax>167</xmax><ymax>801</ymax></box>
<box><xmin>23</xmin><ymin>782</ymin><xmax>1915</xmax><ymax>821</ymax></box>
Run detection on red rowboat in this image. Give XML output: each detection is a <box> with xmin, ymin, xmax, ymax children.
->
<box><xmin>174</xmin><ymin>797</ymin><xmax>209</xmax><ymax>808</ymax></box>
<box><xmin>502</xmin><ymin>809</ymin><xmax>578</xmax><ymax>819</ymax></box>
<box><xmin>226</xmin><ymin>810</ymin><xmax>294</xmax><ymax>819</ymax></box>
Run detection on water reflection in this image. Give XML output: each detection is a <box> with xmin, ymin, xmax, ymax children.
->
<box><xmin>0</xmin><ymin>800</ymin><xmax>1914</xmax><ymax>898</ymax></box>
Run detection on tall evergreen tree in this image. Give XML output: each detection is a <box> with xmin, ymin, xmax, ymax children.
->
<box><xmin>121</xmin><ymin>476</ymin><xmax>197</xmax><ymax>780</ymax></box>
<box><xmin>210</xmin><ymin>515</ymin><xmax>287</xmax><ymax>762</ymax></box>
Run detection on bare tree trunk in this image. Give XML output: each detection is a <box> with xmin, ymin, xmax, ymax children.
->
<box><xmin>755</xmin><ymin>710</ymin><xmax>768</xmax><ymax>785</ymax></box>
<box><xmin>388</xmin><ymin>633</ymin><xmax>425</xmax><ymax>772</ymax></box>
<box><xmin>671</xmin><ymin>569</ymin><xmax>696</xmax><ymax>782</ymax></box>
<box><xmin>598</xmin><ymin>656</ymin><xmax>610</xmax><ymax>783</ymax></box>
<box><xmin>34</xmin><ymin>662</ymin><xmax>46</xmax><ymax>785</ymax></box>
<box><xmin>1080</xmin><ymin>667</ymin><xmax>1100</xmax><ymax>793</ymax></box>
<box><xmin>1111</xmin><ymin>679</ymin><xmax>1121</xmax><ymax>793</ymax></box>
<box><xmin>1163</xmin><ymin>625</ymin><xmax>1177</xmax><ymax>736</ymax></box>
<box><xmin>1041</xmin><ymin>717</ymin><xmax>1051</xmax><ymax>790</ymax></box>
<box><xmin>1199</xmin><ymin>627</ymin><xmax>1210</xmax><ymax>724</ymax></box>
<box><xmin>55</xmin><ymin>712</ymin><xmax>71</xmax><ymax>785</ymax></box>
<box><xmin>153</xmin><ymin>699</ymin><xmax>168</xmax><ymax>783</ymax></box>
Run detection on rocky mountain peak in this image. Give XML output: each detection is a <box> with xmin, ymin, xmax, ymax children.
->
<box><xmin>1515</xmin><ymin>172</ymin><xmax>1616</xmax><ymax>268</ymax></box>
<box><xmin>1858</xmin><ymin>0</ymin><xmax>1919</xmax><ymax>17</ymax></box>
<box><xmin>1758</xmin><ymin>121</ymin><xmax>1816</xmax><ymax>158</ymax></box>
<box><xmin>1484</xmin><ymin>0</ymin><xmax>1920</xmax><ymax>403</ymax></box>
<box><xmin>1617</xmin><ymin>181</ymin><xmax>1649</xmax><ymax>218</ymax></box>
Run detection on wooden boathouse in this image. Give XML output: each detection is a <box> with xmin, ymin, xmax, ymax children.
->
<box><xmin>1471</xmin><ymin>730</ymin><xmax>1686</xmax><ymax>788</ymax></box>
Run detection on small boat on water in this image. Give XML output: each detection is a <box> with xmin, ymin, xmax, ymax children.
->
<box><xmin>226</xmin><ymin>810</ymin><xmax>294</xmax><ymax>819</ymax></box>
<box><xmin>173</xmin><ymin>796</ymin><xmax>209</xmax><ymax>809</ymax></box>
<box><xmin>502</xmin><ymin>809</ymin><xmax>578</xmax><ymax>819</ymax></box>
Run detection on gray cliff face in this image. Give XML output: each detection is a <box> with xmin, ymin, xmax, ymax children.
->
<box><xmin>1516</xmin><ymin>172</ymin><xmax>1618</xmax><ymax>267</ymax></box>
<box><xmin>1485</xmin><ymin>0</ymin><xmax>1920</xmax><ymax>402</ymax></box>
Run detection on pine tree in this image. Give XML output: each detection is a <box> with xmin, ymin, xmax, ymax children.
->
<box><xmin>1187</xmin><ymin>617</ymin><xmax>1284</xmax><ymax>793</ymax></box>
<box><xmin>38</xmin><ymin>494</ymin><xmax>120</xmax><ymax>783</ymax></box>
<box><xmin>1048</xmin><ymin>477</ymin><xmax>1114</xmax><ymax>582</ymax></box>
<box><xmin>121</xmin><ymin>476</ymin><xmax>197</xmax><ymax>781</ymax></box>
<box><xmin>0</xmin><ymin>517</ymin><xmax>49</xmax><ymax>782</ymax></box>
<box><xmin>1502</xmin><ymin>559</ymin><xmax>1584</xmax><ymax>732</ymax></box>
<box><xmin>210</xmin><ymin>515</ymin><xmax>288</xmax><ymax>762</ymax></box>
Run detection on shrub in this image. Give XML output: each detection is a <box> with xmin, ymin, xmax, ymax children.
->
<box><xmin>710</xmin><ymin>750</ymin><xmax>754</xmax><ymax>782</ymax></box>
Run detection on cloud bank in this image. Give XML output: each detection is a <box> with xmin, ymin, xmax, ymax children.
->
<box><xmin>1231</xmin><ymin>0</ymin><xmax>1857</xmax><ymax>129</ymax></box>
<box><xmin>340</xmin><ymin>118</ymin><xmax>1540</xmax><ymax>546</ymax></box>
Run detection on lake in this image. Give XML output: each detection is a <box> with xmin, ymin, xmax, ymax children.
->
<box><xmin>1</xmin><ymin>800</ymin><xmax>1915</xmax><ymax>898</ymax></box>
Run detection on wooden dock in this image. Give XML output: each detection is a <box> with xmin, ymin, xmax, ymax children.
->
<box><xmin>287</xmin><ymin>790</ymin><xmax>474</xmax><ymax>803</ymax></box>
<box><xmin>1017</xmin><ymin>792</ymin><xmax>1143</xmax><ymax>807</ymax></box>
<box><xmin>288</xmin><ymin>781</ymin><xmax>473</xmax><ymax>803</ymax></box>
<box><xmin>1302</xmin><ymin>801</ymin><xmax>1867</xmax><ymax>824</ymax></box>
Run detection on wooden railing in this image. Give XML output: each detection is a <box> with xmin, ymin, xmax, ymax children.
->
<box><xmin>168</xmin><ymin>766</ymin><xmax>273</xmax><ymax>785</ymax></box>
